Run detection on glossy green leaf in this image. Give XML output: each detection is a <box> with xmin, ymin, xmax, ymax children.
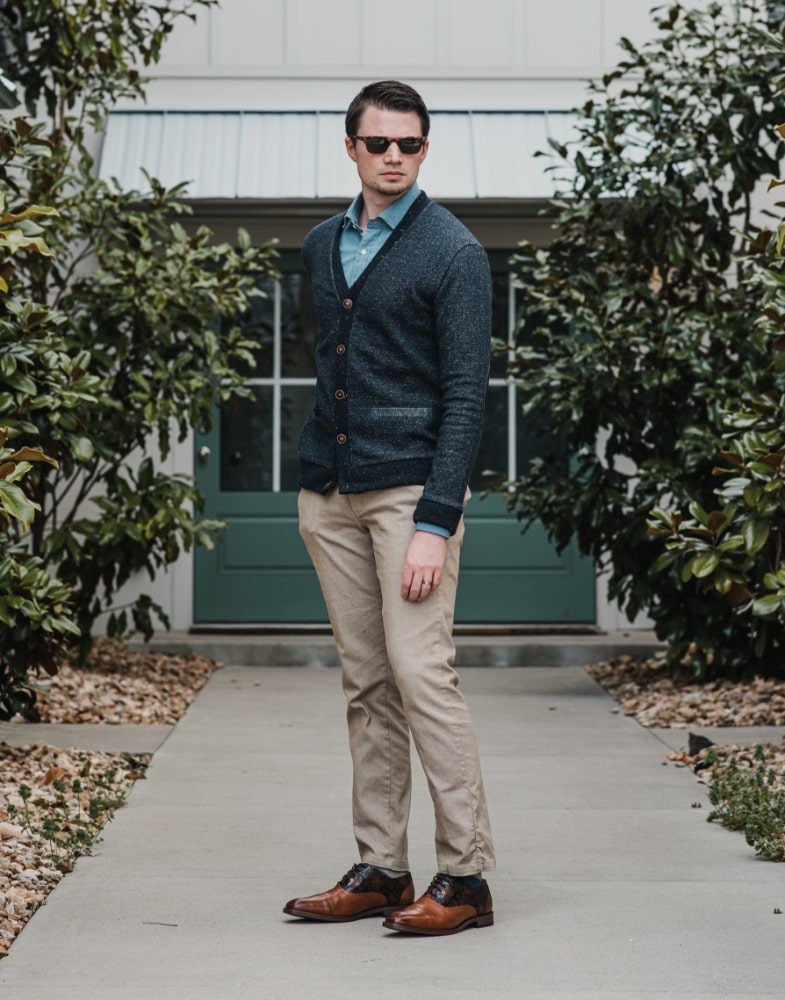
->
<box><xmin>744</xmin><ymin>519</ymin><xmax>770</xmax><ymax>555</ymax></box>
<box><xmin>752</xmin><ymin>594</ymin><xmax>784</xmax><ymax>616</ymax></box>
<box><xmin>690</xmin><ymin>551</ymin><xmax>721</xmax><ymax>579</ymax></box>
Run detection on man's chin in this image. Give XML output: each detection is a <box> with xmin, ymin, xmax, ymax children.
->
<box><xmin>375</xmin><ymin>179</ymin><xmax>410</xmax><ymax>196</ymax></box>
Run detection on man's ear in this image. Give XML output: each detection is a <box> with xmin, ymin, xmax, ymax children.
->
<box><xmin>345</xmin><ymin>136</ymin><xmax>358</xmax><ymax>162</ymax></box>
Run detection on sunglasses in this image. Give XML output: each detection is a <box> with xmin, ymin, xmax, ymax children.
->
<box><xmin>350</xmin><ymin>135</ymin><xmax>427</xmax><ymax>155</ymax></box>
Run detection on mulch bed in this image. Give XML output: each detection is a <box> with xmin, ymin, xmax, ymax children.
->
<box><xmin>21</xmin><ymin>638</ymin><xmax>222</xmax><ymax>725</ymax></box>
<box><xmin>586</xmin><ymin>654</ymin><xmax>785</xmax><ymax>728</ymax></box>
<box><xmin>0</xmin><ymin>639</ymin><xmax>222</xmax><ymax>957</ymax></box>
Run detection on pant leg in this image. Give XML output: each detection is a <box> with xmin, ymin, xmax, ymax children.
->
<box><xmin>355</xmin><ymin>485</ymin><xmax>495</xmax><ymax>876</ymax></box>
<box><xmin>298</xmin><ymin>487</ymin><xmax>412</xmax><ymax>871</ymax></box>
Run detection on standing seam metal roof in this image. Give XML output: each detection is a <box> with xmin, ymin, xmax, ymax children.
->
<box><xmin>98</xmin><ymin>110</ymin><xmax>578</xmax><ymax>201</ymax></box>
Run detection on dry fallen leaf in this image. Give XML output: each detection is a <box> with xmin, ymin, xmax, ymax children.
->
<box><xmin>39</xmin><ymin>767</ymin><xmax>66</xmax><ymax>787</ymax></box>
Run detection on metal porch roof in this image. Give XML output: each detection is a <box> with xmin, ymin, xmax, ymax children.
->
<box><xmin>98</xmin><ymin>110</ymin><xmax>577</xmax><ymax>201</ymax></box>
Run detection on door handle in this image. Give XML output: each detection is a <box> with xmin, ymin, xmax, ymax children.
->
<box><xmin>198</xmin><ymin>446</ymin><xmax>211</xmax><ymax>463</ymax></box>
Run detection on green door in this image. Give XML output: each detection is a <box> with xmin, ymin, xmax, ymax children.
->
<box><xmin>194</xmin><ymin>255</ymin><xmax>595</xmax><ymax>625</ymax></box>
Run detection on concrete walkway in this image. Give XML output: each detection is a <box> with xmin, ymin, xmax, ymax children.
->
<box><xmin>1</xmin><ymin>660</ymin><xmax>784</xmax><ymax>999</ymax></box>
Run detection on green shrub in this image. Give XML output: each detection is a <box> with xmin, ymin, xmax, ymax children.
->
<box><xmin>0</xmin><ymin>1</ymin><xmax>278</xmax><ymax>653</ymax></box>
<box><xmin>646</xmin><ymin>35</ymin><xmax>785</xmax><ymax>677</ymax></box>
<box><xmin>0</xmin><ymin>174</ymin><xmax>82</xmax><ymax>719</ymax></box>
<box><xmin>490</xmin><ymin>0</ymin><xmax>785</xmax><ymax>679</ymax></box>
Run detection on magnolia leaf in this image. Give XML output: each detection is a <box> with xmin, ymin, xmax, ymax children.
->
<box><xmin>690</xmin><ymin>552</ymin><xmax>720</xmax><ymax>579</ymax></box>
<box><xmin>744</xmin><ymin>519</ymin><xmax>770</xmax><ymax>556</ymax></box>
<box><xmin>2</xmin><ymin>460</ymin><xmax>32</xmax><ymax>483</ymax></box>
<box><xmin>0</xmin><ymin>480</ymin><xmax>41</xmax><ymax>531</ymax></box>
<box><xmin>70</xmin><ymin>437</ymin><xmax>94</xmax><ymax>462</ymax></box>
<box><xmin>707</xmin><ymin>510</ymin><xmax>729</xmax><ymax>534</ymax></box>
<box><xmin>688</xmin><ymin>502</ymin><xmax>709</xmax><ymax>527</ymax></box>
<box><xmin>0</xmin><ymin>597</ymin><xmax>13</xmax><ymax>626</ymax></box>
<box><xmin>8</xmin><ymin>447</ymin><xmax>59</xmax><ymax>468</ymax></box>
<box><xmin>778</xmin><ymin>223</ymin><xmax>785</xmax><ymax>257</ymax></box>
<box><xmin>651</xmin><ymin>550</ymin><xmax>676</xmax><ymax>573</ymax></box>
<box><xmin>752</xmin><ymin>594</ymin><xmax>784</xmax><ymax>617</ymax></box>
<box><xmin>743</xmin><ymin>483</ymin><xmax>764</xmax><ymax>508</ymax></box>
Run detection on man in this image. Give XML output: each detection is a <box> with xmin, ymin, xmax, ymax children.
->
<box><xmin>283</xmin><ymin>80</ymin><xmax>495</xmax><ymax>936</ymax></box>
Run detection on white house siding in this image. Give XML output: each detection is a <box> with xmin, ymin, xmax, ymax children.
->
<box><xmin>104</xmin><ymin>0</ymin><xmax>667</xmax><ymax>634</ymax></box>
<box><xmin>123</xmin><ymin>0</ymin><xmax>657</xmax><ymax>112</ymax></box>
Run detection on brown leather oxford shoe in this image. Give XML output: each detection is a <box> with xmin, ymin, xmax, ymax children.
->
<box><xmin>382</xmin><ymin>873</ymin><xmax>494</xmax><ymax>936</ymax></box>
<box><xmin>283</xmin><ymin>863</ymin><xmax>414</xmax><ymax>922</ymax></box>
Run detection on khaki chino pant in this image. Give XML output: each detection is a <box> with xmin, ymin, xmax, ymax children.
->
<box><xmin>298</xmin><ymin>484</ymin><xmax>495</xmax><ymax>877</ymax></box>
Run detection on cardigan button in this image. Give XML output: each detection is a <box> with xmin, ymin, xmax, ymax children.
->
<box><xmin>336</xmin><ymin>433</ymin><xmax>347</xmax><ymax>444</ymax></box>
<box><xmin>336</xmin><ymin>344</ymin><xmax>346</xmax><ymax>354</ymax></box>
<box><xmin>342</xmin><ymin>298</ymin><xmax>353</xmax><ymax>309</ymax></box>
<box><xmin>335</xmin><ymin>389</ymin><xmax>346</xmax><ymax>400</ymax></box>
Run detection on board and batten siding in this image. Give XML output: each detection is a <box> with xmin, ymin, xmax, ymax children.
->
<box><xmin>125</xmin><ymin>0</ymin><xmax>658</xmax><ymax>112</ymax></box>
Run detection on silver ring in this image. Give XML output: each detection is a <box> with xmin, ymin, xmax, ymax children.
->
<box><xmin>424</xmin><ymin>579</ymin><xmax>432</xmax><ymax>586</ymax></box>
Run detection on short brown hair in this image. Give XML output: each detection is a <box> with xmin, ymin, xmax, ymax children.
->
<box><xmin>345</xmin><ymin>80</ymin><xmax>430</xmax><ymax>138</ymax></box>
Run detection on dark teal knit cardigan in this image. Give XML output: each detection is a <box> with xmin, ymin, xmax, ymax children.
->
<box><xmin>298</xmin><ymin>191</ymin><xmax>492</xmax><ymax>536</ymax></box>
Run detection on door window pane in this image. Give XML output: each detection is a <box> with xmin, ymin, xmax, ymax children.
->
<box><xmin>490</xmin><ymin>271</ymin><xmax>512</xmax><ymax>378</ymax></box>
<box><xmin>280</xmin><ymin>386</ymin><xmax>315</xmax><ymax>491</ymax></box>
<box><xmin>516</xmin><ymin>406</ymin><xmax>565</xmax><ymax>475</ymax></box>
<box><xmin>228</xmin><ymin>277</ymin><xmax>276</xmax><ymax>379</ymax></box>
<box><xmin>471</xmin><ymin>384</ymin><xmax>509</xmax><ymax>492</ymax></box>
<box><xmin>220</xmin><ymin>387</ymin><xmax>272</xmax><ymax>492</ymax></box>
<box><xmin>281</xmin><ymin>273</ymin><xmax>317</xmax><ymax>378</ymax></box>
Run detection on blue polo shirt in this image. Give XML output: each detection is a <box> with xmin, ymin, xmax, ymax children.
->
<box><xmin>338</xmin><ymin>183</ymin><xmax>449</xmax><ymax>540</ymax></box>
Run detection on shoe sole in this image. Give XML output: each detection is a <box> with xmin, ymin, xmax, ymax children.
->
<box><xmin>382</xmin><ymin>911</ymin><xmax>494</xmax><ymax>936</ymax></box>
<box><xmin>283</xmin><ymin>903</ymin><xmax>406</xmax><ymax>923</ymax></box>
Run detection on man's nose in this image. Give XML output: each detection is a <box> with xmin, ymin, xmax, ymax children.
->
<box><xmin>384</xmin><ymin>141</ymin><xmax>403</xmax><ymax>162</ymax></box>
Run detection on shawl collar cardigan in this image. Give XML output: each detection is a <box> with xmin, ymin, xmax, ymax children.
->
<box><xmin>298</xmin><ymin>190</ymin><xmax>491</xmax><ymax>536</ymax></box>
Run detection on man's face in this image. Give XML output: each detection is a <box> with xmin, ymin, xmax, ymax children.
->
<box><xmin>345</xmin><ymin>106</ymin><xmax>429</xmax><ymax>203</ymax></box>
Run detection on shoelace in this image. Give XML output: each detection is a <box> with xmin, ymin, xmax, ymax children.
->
<box><xmin>340</xmin><ymin>862</ymin><xmax>376</xmax><ymax>889</ymax></box>
<box><xmin>425</xmin><ymin>873</ymin><xmax>456</xmax><ymax>902</ymax></box>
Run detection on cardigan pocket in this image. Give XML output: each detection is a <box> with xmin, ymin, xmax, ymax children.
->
<box><xmin>351</xmin><ymin>405</ymin><xmax>438</xmax><ymax>464</ymax></box>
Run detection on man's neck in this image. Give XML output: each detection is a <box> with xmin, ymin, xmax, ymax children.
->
<box><xmin>359</xmin><ymin>189</ymin><xmax>407</xmax><ymax>228</ymax></box>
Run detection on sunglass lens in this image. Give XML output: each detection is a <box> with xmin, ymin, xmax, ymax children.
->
<box><xmin>364</xmin><ymin>137</ymin><xmax>390</xmax><ymax>153</ymax></box>
<box><xmin>398</xmin><ymin>139</ymin><xmax>423</xmax><ymax>154</ymax></box>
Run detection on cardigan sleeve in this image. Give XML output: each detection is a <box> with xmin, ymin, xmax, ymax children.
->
<box><xmin>413</xmin><ymin>242</ymin><xmax>492</xmax><ymax>534</ymax></box>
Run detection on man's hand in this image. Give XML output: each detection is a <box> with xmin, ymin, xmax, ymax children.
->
<box><xmin>401</xmin><ymin>530</ymin><xmax>447</xmax><ymax>602</ymax></box>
